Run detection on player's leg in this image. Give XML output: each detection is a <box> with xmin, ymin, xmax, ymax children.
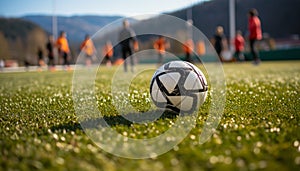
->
<box><xmin>122</xmin><ymin>47</ymin><xmax>128</xmax><ymax>72</ymax></box>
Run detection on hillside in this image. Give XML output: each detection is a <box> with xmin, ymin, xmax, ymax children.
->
<box><xmin>0</xmin><ymin>18</ymin><xmax>47</xmax><ymax>64</ymax></box>
<box><xmin>22</xmin><ymin>0</ymin><xmax>300</xmax><ymax>44</ymax></box>
<box><xmin>169</xmin><ymin>0</ymin><xmax>300</xmax><ymax>39</ymax></box>
<box><xmin>22</xmin><ymin>15</ymin><xmax>124</xmax><ymax>43</ymax></box>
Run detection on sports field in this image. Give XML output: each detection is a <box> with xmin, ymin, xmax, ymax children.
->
<box><xmin>0</xmin><ymin>61</ymin><xmax>299</xmax><ymax>171</ymax></box>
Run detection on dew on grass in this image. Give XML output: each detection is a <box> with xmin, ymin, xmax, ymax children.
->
<box><xmin>209</xmin><ymin>155</ymin><xmax>218</xmax><ymax>164</ymax></box>
<box><xmin>270</xmin><ymin>127</ymin><xmax>280</xmax><ymax>133</ymax></box>
<box><xmin>173</xmin><ymin>145</ymin><xmax>179</xmax><ymax>151</ymax></box>
<box><xmin>52</xmin><ymin>133</ymin><xmax>59</xmax><ymax>140</ymax></box>
<box><xmin>45</xmin><ymin>143</ymin><xmax>52</xmax><ymax>151</ymax></box>
<box><xmin>149</xmin><ymin>152</ymin><xmax>158</xmax><ymax>159</ymax></box>
<box><xmin>213</xmin><ymin>135</ymin><xmax>222</xmax><ymax>145</ymax></box>
<box><xmin>224</xmin><ymin>157</ymin><xmax>233</xmax><ymax>164</ymax></box>
<box><xmin>253</xmin><ymin>147</ymin><xmax>260</xmax><ymax>154</ymax></box>
<box><xmin>166</xmin><ymin>136</ymin><xmax>175</xmax><ymax>142</ymax></box>
<box><xmin>122</xmin><ymin>131</ymin><xmax>128</xmax><ymax>136</ymax></box>
<box><xmin>256</xmin><ymin>141</ymin><xmax>263</xmax><ymax>148</ymax></box>
<box><xmin>56</xmin><ymin>142</ymin><xmax>65</xmax><ymax>149</ymax></box>
<box><xmin>170</xmin><ymin>158</ymin><xmax>179</xmax><ymax>166</ymax></box>
<box><xmin>190</xmin><ymin>134</ymin><xmax>196</xmax><ymax>140</ymax></box>
<box><xmin>34</xmin><ymin>138</ymin><xmax>41</xmax><ymax>144</ymax></box>
<box><xmin>129</xmin><ymin>133</ymin><xmax>136</xmax><ymax>138</ymax></box>
<box><xmin>56</xmin><ymin>157</ymin><xmax>65</xmax><ymax>165</ymax></box>
<box><xmin>294</xmin><ymin>140</ymin><xmax>300</xmax><ymax>147</ymax></box>
<box><xmin>60</xmin><ymin>136</ymin><xmax>66</xmax><ymax>142</ymax></box>
<box><xmin>235</xmin><ymin>158</ymin><xmax>245</xmax><ymax>167</ymax></box>
<box><xmin>233</xmin><ymin>124</ymin><xmax>238</xmax><ymax>130</ymax></box>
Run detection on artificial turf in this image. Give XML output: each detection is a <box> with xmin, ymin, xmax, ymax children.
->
<box><xmin>0</xmin><ymin>61</ymin><xmax>299</xmax><ymax>170</ymax></box>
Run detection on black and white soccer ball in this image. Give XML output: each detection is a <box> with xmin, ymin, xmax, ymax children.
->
<box><xmin>150</xmin><ymin>61</ymin><xmax>208</xmax><ymax>113</ymax></box>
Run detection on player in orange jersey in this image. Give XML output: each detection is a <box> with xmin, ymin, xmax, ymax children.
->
<box><xmin>183</xmin><ymin>39</ymin><xmax>194</xmax><ymax>63</ymax></box>
<box><xmin>56</xmin><ymin>31</ymin><xmax>71</xmax><ymax>70</ymax></box>
<box><xmin>80</xmin><ymin>34</ymin><xmax>96</xmax><ymax>67</ymax></box>
<box><xmin>102</xmin><ymin>41</ymin><xmax>114</xmax><ymax>67</ymax></box>
<box><xmin>154</xmin><ymin>35</ymin><xmax>169</xmax><ymax>66</ymax></box>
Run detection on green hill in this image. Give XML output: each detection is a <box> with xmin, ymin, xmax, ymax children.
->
<box><xmin>0</xmin><ymin>18</ymin><xmax>47</xmax><ymax>64</ymax></box>
<box><xmin>22</xmin><ymin>15</ymin><xmax>126</xmax><ymax>43</ymax></box>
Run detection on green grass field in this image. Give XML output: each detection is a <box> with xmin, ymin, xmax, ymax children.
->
<box><xmin>1</xmin><ymin>61</ymin><xmax>300</xmax><ymax>171</ymax></box>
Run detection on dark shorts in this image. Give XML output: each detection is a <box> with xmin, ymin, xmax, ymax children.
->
<box><xmin>122</xmin><ymin>46</ymin><xmax>132</xmax><ymax>59</ymax></box>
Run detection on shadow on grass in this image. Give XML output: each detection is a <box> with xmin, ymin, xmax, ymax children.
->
<box><xmin>51</xmin><ymin>109</ymin><xmax>179</xmax><ymax>132</ymax></box>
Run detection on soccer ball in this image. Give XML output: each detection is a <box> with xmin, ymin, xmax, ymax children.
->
<box><xmin>150</xmin><ymin>61</ymin><xmax>208</xmax><ymax>113</ymax></box>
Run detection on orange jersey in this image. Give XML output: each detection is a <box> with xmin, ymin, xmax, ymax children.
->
<box><xmin>183</xmin><ymin>39</ymin><xmax>194</xmax><ymax>54</ymax></box>
<box><xmin>80</xmin><ymin>39</ymin><xmax>95</xmax><ymax>56</ymax></box>
<box><xmin>103</xmin><ymin>43</ymin><xmax>113</xmax><ymax>57</ymax></box>
<box><xmin>154</xmin><ymin>37</ymin><xmax>166</xmax><ymax>54</ymax></box>
<box><xmin>197</xmin><ymin>41</ymin><xmax>206</xmax><ymax>55</ymax></box>
<box><xmin>56</xmin><ymin>36</ymin><xmax>70</xmax><ymax>53</ymax></box>
<box><xmin>133</xmin><ymin>40</ymin><xmax>139</xmax><ymax>51</ymax></box>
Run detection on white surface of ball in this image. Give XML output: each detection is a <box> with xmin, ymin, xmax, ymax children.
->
<box><xmin>150</xmin><ymin>61</ymin><xmax>208</xmax><ymax>113</ymax></box>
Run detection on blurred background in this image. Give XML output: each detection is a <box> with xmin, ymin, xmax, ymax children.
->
<box><xmin>0</xmin><ymin>0</ymin><xmax>299</xmax><ymax>67</ymax></box>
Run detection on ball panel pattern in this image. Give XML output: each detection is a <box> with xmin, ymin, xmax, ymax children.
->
<box><xmin>159</xmin><ymin>72</ymin><xmax>181</xmax><ymax>94</ymax></box>
<box><xmin>151</xmin><ymin>80</ymin><xmax>167</xmax><ymax>103</ymax></box>
<box><xmin>150</xmin><ymin>61</ymin><xmax>208</xmax><ymax>113</ymax></box>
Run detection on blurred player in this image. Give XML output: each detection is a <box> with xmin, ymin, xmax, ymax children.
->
<box><xmin>183</xmin><ymin>39</ymin><xmax>194</xmax><ymax>63</ymax></box>
<box><xmin>212</xmin><ymin>26</ymin><xmax>228</xmax><ymax>62</ymax></box>
<box><xmin>118</xmin><ymin>19</ymin><xmax>138</xmax><ymax>73</ymax></box>
<box><xmin>248</xmin><ymin>8</ymin><xmax>262</xmax><ymax>65</ymax></box>
<box><xmin>102</xmin><ymin>41</ymin><xmax>114</xmax><ymax>67</ymax></box>
<box><xmin>234</xmin><ymin>30</ymin><xmax>245</xmax><ymax>61</ymax></box>
<box><xmin>153</xmin><ymin>35</ymin><xmax>169</xmax><ymax>66</ymax></box>
<box><xmin>80</xmin><ymin>34</ymin><xmax>96</xmax><ymax>67</ymax></box>
<box><xmin>46</xmin><ymin>35</ymin><xmax>55</xmax><ymax>71</ymax></box>
<box><xmin>37</xmin><ymin>47</ymin><xmax>44</xmax><ymax>71</ymax></box>
<box><xmin>0</xmin><ymin>59</ymin><xmax>4</xmax><ymax>72</ymax></box>
<box><xmin>56</xmin><ymin>31</ymin><xmax>71</xmax><ymax>70</ymax></box>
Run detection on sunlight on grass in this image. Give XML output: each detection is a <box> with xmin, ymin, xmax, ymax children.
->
<box><xmin>0</xmin><ymin>61</ymin><xmax>299</xmax><ymax>170</ymax></box>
